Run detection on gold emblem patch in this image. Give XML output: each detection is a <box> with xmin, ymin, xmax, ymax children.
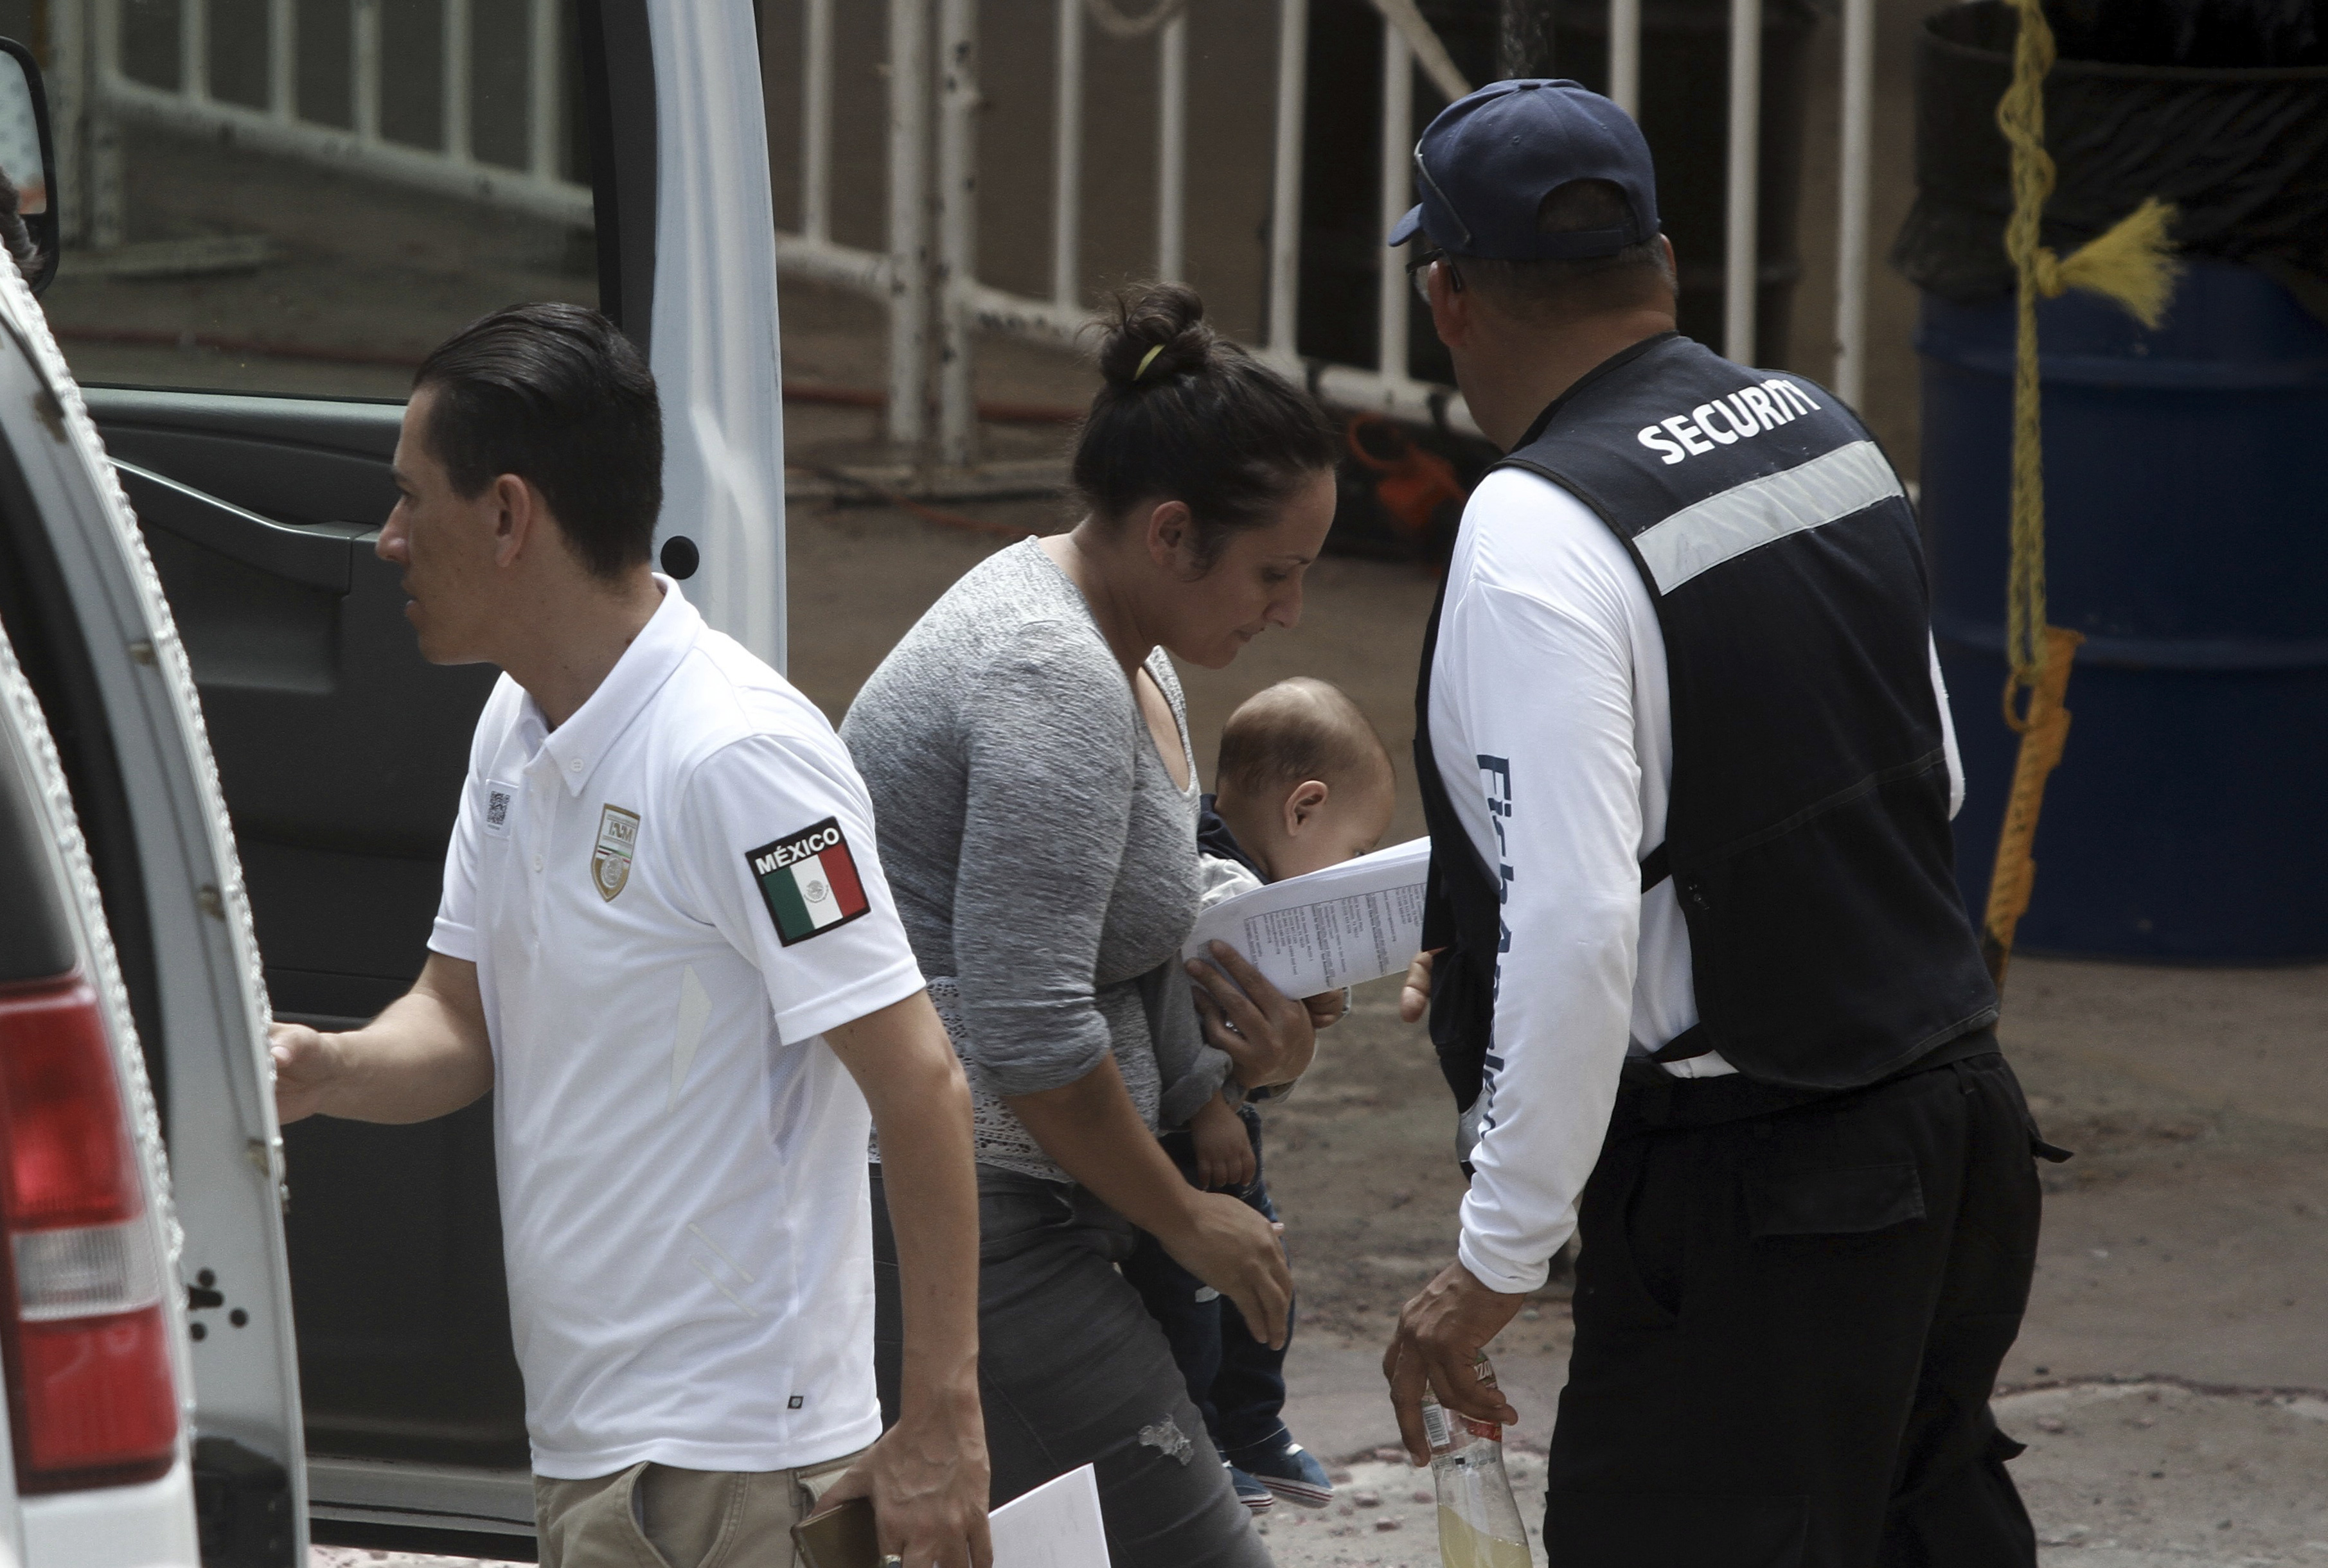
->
<box><xmin>592</xmin><ymin>805</ymin><xmax>640</xmax><ymax>901</ymax></box>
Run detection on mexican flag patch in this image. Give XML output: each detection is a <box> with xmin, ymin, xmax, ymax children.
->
<box><xmin>747</xmin><ymin>818</ymin><xmax>871</xmax><ymax>945</ymax></box>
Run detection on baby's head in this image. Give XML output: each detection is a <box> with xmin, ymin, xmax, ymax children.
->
<box><xmin>1213</xmin><ymin>678</ymin><xmax>1396</xmax><ymax>883</ymax></box>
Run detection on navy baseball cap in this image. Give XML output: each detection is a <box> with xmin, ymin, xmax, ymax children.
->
<box><xmin>1387</xmin><ymin>79</ymin><xmax>1660</xmax><ymax>260</ymax></box>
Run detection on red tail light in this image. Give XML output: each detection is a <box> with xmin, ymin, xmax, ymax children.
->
<box><xmin>0</xmin><ymin>976</ymin><xmax>177</xmax><ymax>1492</ymax></box>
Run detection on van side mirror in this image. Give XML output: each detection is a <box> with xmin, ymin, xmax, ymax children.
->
<box><xmin>0</xmin><ymin>39</ymin><xmax>57</xmax><ymax>294</ymax></box>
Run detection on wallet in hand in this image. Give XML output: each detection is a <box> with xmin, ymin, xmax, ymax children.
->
<box><xmin>791</xmin><ymin>1495</ymin><xmax>881</xmax><ymax>1568</ymax></box>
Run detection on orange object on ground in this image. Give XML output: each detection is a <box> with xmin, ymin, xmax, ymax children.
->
<box><xmin>1344</xmin><ymin>414</ymin><xmax>1467</xmax><ymax>547</ymax></box>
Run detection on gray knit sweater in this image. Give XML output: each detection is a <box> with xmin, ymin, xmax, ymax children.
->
<box><xmin>841</xmin><ymin>540</ymin><xmax>1231</xmax><ymax>1181</ymax></box>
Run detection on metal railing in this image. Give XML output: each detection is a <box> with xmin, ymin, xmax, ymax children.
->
<box><xmin>54</xmin><ymin>0</ymin><xmax>1881</xmax><ymax>459</ymax></box>
<box><xmin>1597</xmin><ymin>0</ymin><xmax>1877</xmax><ymax>404</ymax></box>
<box><xmin>66</xmin><ymin>0</ymin><xmax>591</xmax><ymax>251</ymax></box>
<box><xmin>777</xmin><ymin>0</ymin><xmax>1881</xmax><ymax>466</ymax></box>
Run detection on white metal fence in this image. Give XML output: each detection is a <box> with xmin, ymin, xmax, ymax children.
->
<box><xmin>785</xmin><ymin>0</ymin><xmax>1499</xmax><ymax>465</ymax></box>
<box><xmin>59</xmin><ymin>0</ymin><xmax>591</xmax><ymax>250</ymax></box>
<box><xmin>52</xmin><ymin>0</ymin><xmax>1879</xmax><ymax>464</ymax></box>
<box><xmin>774</xmin><ymin>0</ymin><xmax>1882</xmax><ymax>464</ymax></box>
<box><xmin>763</xmin><ymin>0</ymin><xmax>1466</xmax><ymax>464</ymax></box>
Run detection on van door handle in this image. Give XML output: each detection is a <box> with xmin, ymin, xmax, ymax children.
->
<box><xmin>110</xmin><ymin>459</ymin><xmax>355</xmax><ymax>594</ymax></box>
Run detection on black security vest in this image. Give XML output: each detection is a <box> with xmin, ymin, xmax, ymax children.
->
<box><xmin>1417</xmin><ymin>333</ymin><xmax>1996</xmax><ymax>1100</ymax></box>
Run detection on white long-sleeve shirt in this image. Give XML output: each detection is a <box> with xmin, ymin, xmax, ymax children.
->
<box><xmin>1431</xmin><ymin>467</ymin><xmax>1964</xmax><ymax>1295</ymax></box>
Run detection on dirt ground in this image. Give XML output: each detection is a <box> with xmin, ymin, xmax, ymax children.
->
<box><xmin>785</xmin><ymin>482</ymin><xmax>2328</xmax><ymax>1567</ymax></box>
<box><xmin>317</xmin><ymin>483</ymin><xmax>2328</xmax><ymax>1568</ymax></box>
<box><xmin>1250</xmin><ymin>958</ymin><xmax>2328</xmax><ymax>1568</ymax></box>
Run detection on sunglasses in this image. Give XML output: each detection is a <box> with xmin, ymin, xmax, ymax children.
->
<box><xmin>1406</xmin><ymin>244</ymin><xmax>1464</xmax><ymax>304</ymax></box>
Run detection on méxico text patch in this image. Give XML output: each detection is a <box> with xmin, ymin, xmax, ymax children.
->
<box><xmin>747</xmin><ymin>818</ymin><xmax>871</xmax><ymax>945</ymax></box>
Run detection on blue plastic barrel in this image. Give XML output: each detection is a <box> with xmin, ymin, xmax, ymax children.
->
<box><xmin>1919</xmin><ymin>259</ymin><xmax>2328</xmax><ymax>961</ymax></box>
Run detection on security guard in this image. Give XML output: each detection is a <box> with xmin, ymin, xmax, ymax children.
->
<box><xmin>1379</xmin><ymin>82</ymin><xmax>2064</xmax><ymax>1566</ymax></box>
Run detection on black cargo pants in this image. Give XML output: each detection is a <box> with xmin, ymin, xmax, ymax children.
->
<box><xmin>1542</xmin><ymin>1040</ymin><xmax>2061</xmax><ymax>1567</ymax></box>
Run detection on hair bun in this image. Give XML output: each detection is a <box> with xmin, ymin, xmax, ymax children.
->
<box><xmin>1097</xmin><ymin>283</ymin><xmax>1215</xmax><ymax>391</ymax></box>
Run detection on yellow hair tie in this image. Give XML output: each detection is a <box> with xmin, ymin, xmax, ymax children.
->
<box><xmin>1133</xmin><ymin>344</ymin><xmax>1165</xmax><ymax>382</ymax></box>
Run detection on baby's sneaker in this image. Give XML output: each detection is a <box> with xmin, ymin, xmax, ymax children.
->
<box><xmin>1227</xmin><ymin>1463</ymin><xmax>1274</xmax><ymax>1513</ymax></box>
<box><xmin>1228</xmin><ymin>1436</ymin><xmax>1333</xmax><ymax>1508</ymax></box>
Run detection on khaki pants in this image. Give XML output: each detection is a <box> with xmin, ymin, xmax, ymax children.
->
<box><xmin>533</xmin><ymin>1449</ymin><xmax>865</xmax><ymax>1568</ymax></box>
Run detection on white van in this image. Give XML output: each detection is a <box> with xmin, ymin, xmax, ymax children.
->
<box><xmin>0</xmin><ymin>4</ymin><xmax>788</xmax><ymax>1560</ymax></box>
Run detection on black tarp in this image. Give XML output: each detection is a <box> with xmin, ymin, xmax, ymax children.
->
<box><xmin>1892</xmin><ymin>1</ymin><xmax>2328</xmax><ymax>322</ymax></box>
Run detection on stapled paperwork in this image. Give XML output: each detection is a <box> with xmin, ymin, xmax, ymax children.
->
<box><xmin>1183</xmin><ymin>837</ymin><xmax>1430</xmax><ymax>996</ymax></box>
<box><xmin>988</xmin><ymin>1463</ymin><xmax>1110</xmax><ymax>1567</ymax></box>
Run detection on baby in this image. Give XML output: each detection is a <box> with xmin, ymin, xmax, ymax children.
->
<box><xmin>1127</xmin><ymin>677</ymin><xmax>1396</xmax><ymax>1513</ymax></box>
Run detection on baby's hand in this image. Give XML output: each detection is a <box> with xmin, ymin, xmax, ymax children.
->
<box><xmin>1399</xmin><ymin>949</ymin><xmax>1437</xmax><ymax>1025</ymax></box>
<box><xmin>1190</xmin><ymin>1093</ymin><xmax>1257</xmax><ymax>1191</ymax></box>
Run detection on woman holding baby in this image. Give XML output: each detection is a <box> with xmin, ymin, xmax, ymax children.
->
<box><xmin>840</xmin><ymin>283</ymin><xmax>1341</xmax><ymax>1567</ymax></box>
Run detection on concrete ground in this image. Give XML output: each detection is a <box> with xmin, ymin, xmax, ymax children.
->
<box><xmin>314</xmin><ymin>1382</ymin><xmax>2328</xmax><ymax>1568</ymax></box>
<box><xmin>1248</xmin><ymin>1377</ymin><xmax>2328</xmax><ymax>1568</ymax></box>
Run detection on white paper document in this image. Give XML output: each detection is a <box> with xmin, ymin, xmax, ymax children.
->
<box><xmin>988</xmin><ymin>1463</ymin><xmax>1110</xmax><ymax>1567</ymax></box>
<box><xmin>1182</xmin><ymin>836</ymin><xmax>1430</xmax><ymax>997</ymax></box>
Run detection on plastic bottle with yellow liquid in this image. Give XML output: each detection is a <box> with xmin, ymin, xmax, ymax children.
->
<box><xmin>1421</xmin><ymin>1361</ymin><xmax>1532</xmax><ymax>1568</ymax></box>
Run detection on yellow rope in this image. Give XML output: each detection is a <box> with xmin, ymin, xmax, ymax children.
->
<box><xmin>1980</xmin><ymin>624</ymin><xmax>2083</xmax><ymax>986</ymax></box>
<box><xmin>1981</xmin><ymin>0</ymin><xmax>2180</xmax><ymax>985</ymax></box>
<box><xmin>1995</xmin><ymin>0</ymin><xmax>2181</xmax><ymax>702</ymax></box>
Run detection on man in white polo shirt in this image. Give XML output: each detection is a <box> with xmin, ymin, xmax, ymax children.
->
<box><xmin>270</xmin><ymin>304</ymin><xmax>990</xmax><ymax>1568</ymax></box>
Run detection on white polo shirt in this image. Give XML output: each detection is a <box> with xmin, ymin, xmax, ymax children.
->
<box><xmin>429</xmin><ymin>577</ymin><xmax>923</xmax><ymax>1479</ymax></box>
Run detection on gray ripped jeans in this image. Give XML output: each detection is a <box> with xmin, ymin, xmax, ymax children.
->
<box><xmin>870</xmin><ymin>1165</ymin><xmax>1272</xmax><ymax>1568</ymax></box>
